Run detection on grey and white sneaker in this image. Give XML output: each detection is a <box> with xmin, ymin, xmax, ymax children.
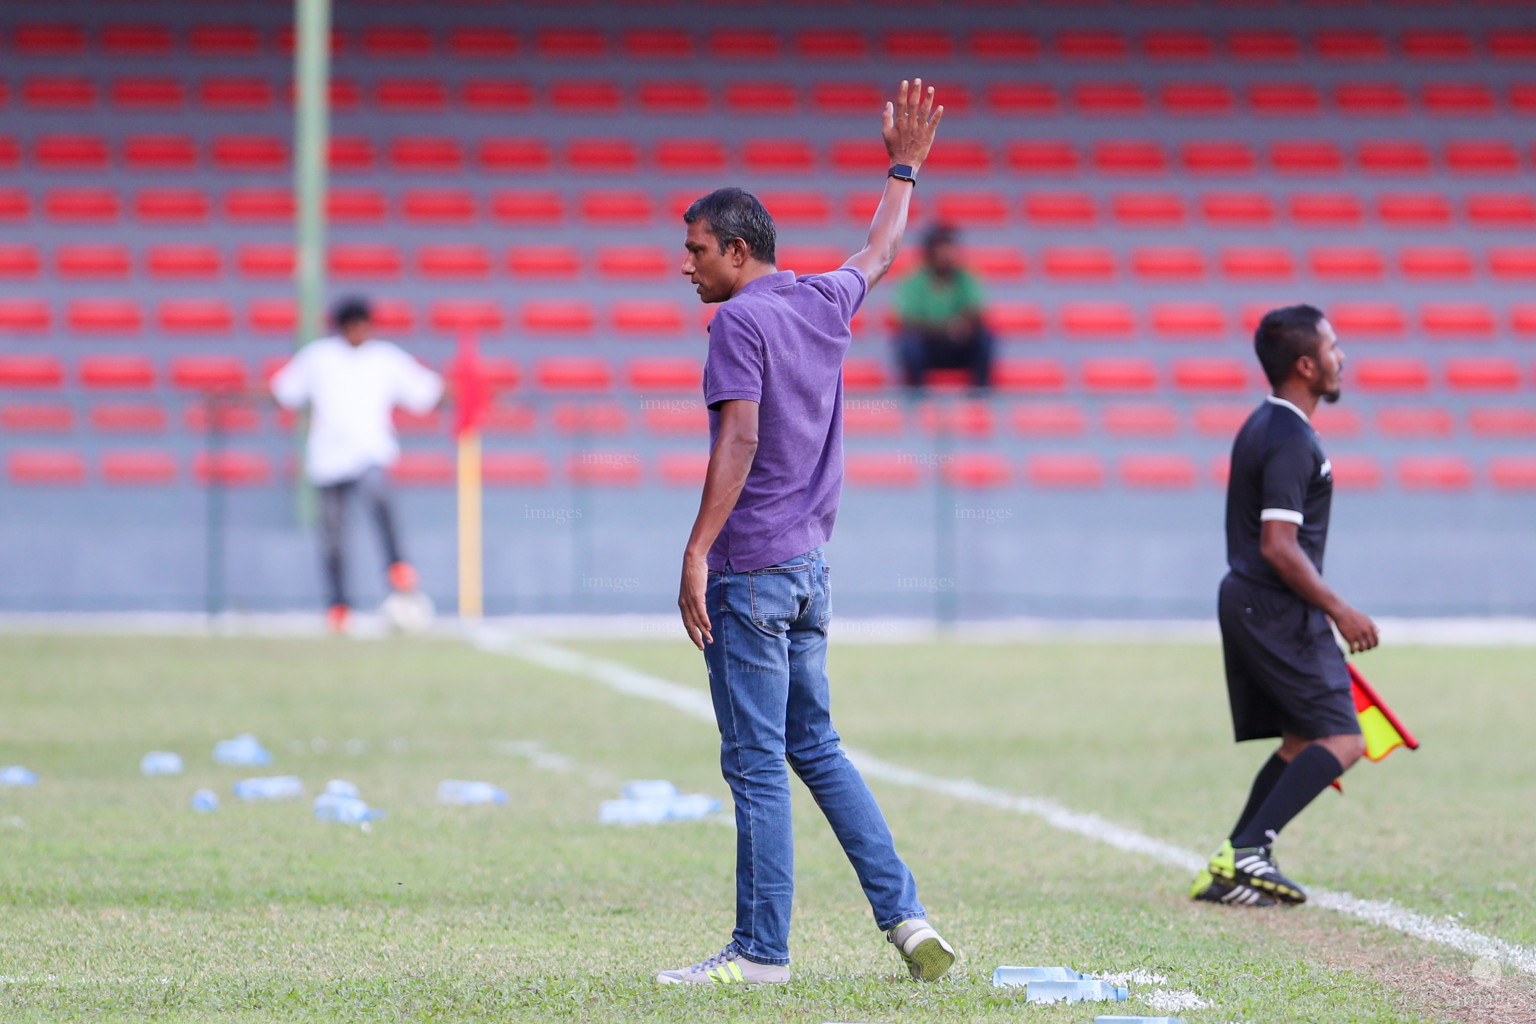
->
<box><xmin>656</xmin><ymin>944</ymin><xmax>790</xmax><ymax>986</ymax></box>
<box><xmin>887</xmin><ymin>918</ymin><xmax>957</xmax><ymax>981</ymax></box>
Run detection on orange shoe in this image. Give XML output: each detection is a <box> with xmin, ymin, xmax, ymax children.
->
<box><xmin>326</xmin><ymin>604</ymin><xmax>351</xmax><ymax>634</ymax></box>
<box><xmin>387</xmin><ymin>561</ymin><xmax>419</xmax><ymax>592</ymax></box>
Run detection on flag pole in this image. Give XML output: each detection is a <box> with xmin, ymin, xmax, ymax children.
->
<box><xmin>457</xmin><ymin>427</ymin><xmax>483</xmax><ymax>620</ymax></box>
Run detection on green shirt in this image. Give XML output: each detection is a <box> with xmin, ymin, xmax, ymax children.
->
<box><xmin>894</xmin><ymin>267</ymin><xmax>984</xmax><ymax>325</ymax></box>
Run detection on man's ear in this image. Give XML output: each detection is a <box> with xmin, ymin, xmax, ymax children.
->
<box><xmin>726</xmin><ymin>237</ymin><xmax>752</xmax><ymax>267</ymax></box>
<box><xmin>1294</xmin><ymin>353</ymin><xmax>1318</xmax><ymax>384</ymax></box>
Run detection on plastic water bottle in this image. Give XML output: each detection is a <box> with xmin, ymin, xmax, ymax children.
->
<box><xmin>993</xmin><ymin>966</ymin><xmax>1090</xmax><ymax>987</ymax></box>
<box><xmin>599</xmin><ymin>798</ymin><xmax>671</xmax><ymax>825</ymax></box>
<box><xmin>190</xmin><ymin>789</ymin><xmax>219</xmax><ymax>812</ymax></box>
<box><xmin>622</xmin><ymin>779</ymin><xmax>679</xmax><ymax>800</ymax></box>
<box><xmin>1026</xmin><ymin>980</ymin><xmax>1129</xmax><ymax>1004</ymax></box>
<box><xmin>233</xmin><ymin>775</ymin><xmax>304</xmax><ymax>801</ymax></box>
<box><xmin>0</xmin><ymin>766</ymin><xmax>38</xmax><ymax>786</ymax></box>
<box><xmin>140</xmin><ymin>752</ymin><xmax>184</xmax><ymax>776</ymax></box>
<box><xmin>213</xmin><ymin>734</ymin><xmax>272</xmax><ymax>766</ymax></box>
<box><xmin>323</xmin><ymin>779</ymin><xmax>360</xmax><ymax>798</ymax></box>
<box><xmin>1096</xmin><ymin>1017</ymin><xmax>1185</xmax><ymax>1024</ymax></box>
<box><xmin>312</xmin><ymin>792</ymin><xmax>379</xmax><ymax>825</ymax></box>
<box><xmin>437</xmin><ymin>780</ymin><xmax>507</xmax><ymax>806</ymax></box>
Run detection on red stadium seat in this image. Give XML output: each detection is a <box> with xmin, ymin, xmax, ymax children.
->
<box><xmin>709</xmin><ymin>29</ymin><xmax>778</xmax><ymax>60</ymax></box>
<box><xmin>1104</xmin><ymin>403</ymin><xmax>1178</xmax><ymax>437</ymax></box>
<box><xmin>79</xmin><ymin>356</ymin><xmax>154</xmax><ymax>391</ymax></box>
<box><xmin>1162</xmin><ymin>83</ymin><xmax>1233</xmax><ymax>116</ymax></box>
<box><xmin>328</xmin><ymin>137</ymin><xmax>375</xmax><ymax>172</ymax></box>
<box><xmin>68</xmin><ymin>299</ymin><xmax>142</xmax><ymax>333</ymax></box>
<box><xmin>0</xmin><ymin>245</ymin><xmax>41</xmax><ymax>278</ymax></box>
<box><xmin>24</xmin><ymin>76</ymin><xmax>96</xmax><ymax>109</ymax></box>
<box><xmin>812</xmin><ymin>81</ymin><xmax>883</xmax><ymax>115</ymax></box>
<box><xmin>1470</xmin><ymin>408</ymin><xmax>1536</xmax><ymax>438</ymax></box>
<box><xmin>1316</xmin><ymin>29</ymin><xmax>1388</xmax><ymax>61</ymax></box>
<box><xmin>159</xmin><ymin>299</ymin><xmax>233</xmax><ymax>334</ymax></box>
<box><xmin>1044</xmin><ymin>247</ymin><xmax>1116</xmax><ymax>282</ymax></box>
<box><xmin>795</xmin><ymin>29</ymin><xmax>867</xmax><ymax>61</ymax></box>
<box><xmin>1221</xmin><ymin>245</ymin><xmax>1294</xmax><ymax>280</ymax></box>
<box><xmin>536</xmin><ymin>28</ymin><xmax>604</xmax><ymax>59</ymax></box>
<box><xmin>428</xmin><ymin>300</ymin><xmax>502</xmax><ymax>333</ymax></box>
<box><xmin>194</xmin><ymin>451</ymin><xmax>272</xmax><ymax>487</ymax></box>
<box><xmin>1444</xmin><ymin>358</ymin><xmax>1521</xmax><ymax>392</ymax></box>
<box><xmin>1133</xmin><ymin>247</ymin><xmax>1206</xmax><ymax>281</ymax></box>
<box><xmin>418</xmin><ymin>244</ymin><xmax>491</xmax><ymax>279</ymax></box>
<box><xmin>655</xmin><ymin>452</ymin><xmax>709</xmax><ymax>487</ymax></box>
<box><xmin>1062</xmin><ymin>303</ymin><xmax>1136</xmax><ymax>339</ymax></box>
<box><xmin>1489</xmin><ymin>457</ymin><xmax>1536</xmax><ymax>492</ymax></box>
<box><xmin>1024</xmin><ymin>192</ymin><xmax>1096</xmax><ymax>226</ymax></box>
<box><xmin>480</xmin><ymin>403</ymin><xmax>537</xmax><ymax>435</ymax></box>
<box><xmin>758</xmin><ymin>191</ymin><xmax>831</xmax><ymax>226</ymax></box>
<box><xmin>567</xmin><ymin>139</ymin><xmax>639</xmax><ymax>174</ymax></box>
<box><xmin>550</xmin><ymin>79</ymin><xmax>621</xmax><ymax>113</ymax></box>
<box><xmin>917</xmin><ymin>401</ymin><xmax>995</xmax><ymax>438</ymax></box>
<box><xmin>623</xmin><ymin>28</ymin><xmax>692</xmax><ymax>60</ymax></box>
<box><xmin>1402</xmin><ymin>30</ymin><xmax>1474</xmax><ymax>61</ymax></box>
<box><xmin>326</xmin><ymin>188</ymin><xmax>387</xmax><ymax>223</ymax></box>
<box><xmin>994</xmin><ymin>358</ymin><xmax>1066</xmax><ymax>393</ymax></box>
<box><xmin>224</xmin><ymin>188</ymin><xmax>293</xmax><ymax>222</ymax></box>
<box><xmin>361</xmin><ymin>26</ymin><xmax>432</xmax><ymax>58</ymax></box>
<box><xmin>186</xmin><ymin>403</ymin><xmax>262</xmax><ymax>435</ymax></box>
<box><xmin>988</xmin><ymin>83</ymin><xmax>1059</xmax><ymax>117</ymax></box>
<box><xmin>567</xmin><ymin>452</ymin><xmax>643</xmax><ymax>487</ymax></box>
<box><xmin>580</xmin><ymin>190</ymin><xmax>653</xmax><ymax>225</ymax></box>
<box><xmin>521</xmin><ymin>300</ymin><xmax>596</xmax><ymax>335</ymax></box>
<box><xmin>134</xmin><ymin>189</ymin><xmax>210</xmax><ymax>224</ymax></box>
<box><xmin>1310</xmin><ymin>245</ymin><xmax>1385</xmax><ymax>280</ymax></box>
<box><xmin>1400</xmin><ymin>245</ymin><xmax>1473</xmax><ymax>279</ymax></box>
<box><xmin>726</xmin><ymin>82</ymin><xmax>797</xmax><ymax>115</ymax></box>
<box><xmin>375</xmin><ymin>78</ymin><xmax>448</xmax><ymax>111</ymax></box>
<box><xmin>926</xmin><ymin>141</ymin><xmax>992</xmax><ymax>175</ymax></box>
<box><xmin>1377</xmin><ymin>406</ymin><xmax>1453</xmax><ymax>438</ymax></box>
<box><xmin>1423</xmin><ymin>82</ymin><xmax>1495</xmax><ymax>116</ymax></box>
<box><xmin>170</xmin><ymin>355</ymin><xmax>245</xmax><ymax>392</ymax></box>
<box><xmin>1202</xmin><ymin>192</ymin><xmax>1276</xmax><ymax>227</ymax></box>
<box><xmin>1271</xmin><ymin>141</ymin><xmax>1345</xmax><ymax>175</ymax></box>
<box><xmin>1290</xmin><ymin>192</ymin><xmax>1363</xmax><ymax>226</ymax></box>
<box><xmin>1489</xmin><ymin>246</ymin><xmax>1536</xmax><ymax>281</ymax></box>
<box><xmin>508</xmin><ymin>245</ymin><xmax>580</xmax><ymax>278</ymax></box>
<box><xmin>1093</xmin><ymin>140</ymin><xmax>1167</xmax><ymax>174</ymax></box>
<box><xmin>124</xmin><ymin>135</ymin><xmax>197</xmax><ymax>170</ymax></box>
<box><xmin>1173</xmin><ymin>357</ymin><xmax>1250</xmax><ymax>391</ymax></box>
<box><xmin>966</xmin><ymin>246</ymin><xmax>1027</xmax><ymax>281</ymax></box>
<box><xmin>1248</xmin><ymin>82</ymin><xmax>1321</xmax><ymax>116</ymax></box>
<box><xmin>0</xmin><ymin>299</ymin><xmax>50</xmax><ymax>333</ymax></box>
<box><xmin>0</xmin><ymin>355</ymin><xmax>64</xmax><ymax>389</ymax></box>
<box><xmin>843</xmin><ymin>358</ymin><xmax>889</xmax><ymax>393</ymax></box>
<box><xmin>1378</xmin><ymin>192</ymin><xmax>1452</xmax><ymax>227</ymax></box>
<box><xmin>594</xmin><ymin>245</ymin><xmax>667</xmax><ymax>280</ymax></box>
<box><xmin>970</xmin><ymin>28</ymin><xmax>1039</xmax><ymax>59</ymax></box>
<box><xmin>1193</xmin><ymin>404</ymin><xmax>1251</xmax><ymax>437</ymax></box>
<box><xmin>1446</xmin><ymin>140</ymin><xmax>1520</xmax><ymax>174</ymax></box>
<box><xmin>400</xmin><ymin>189</ymin><xmax>474</xmax><ymax>224</ymax></box>
<box><xmin>1229</xmin><ymin>30</ymin><xmax>1301</xmax><ymax>61</ymax></box>
<box><xmin>329</xmin><ymin>244</ymin><xmax>401</xmax><ymax>278</ymax></box>
<box><xmin>611</xmin><ymin>300</ymin><xmax>686</xmax><ymax>335</ymax></box>
<box><xmin>1421</xmin><ymin>302</ymin><xmax>1495</xmax><ymax>339</ymax></box>
<box><xmin>147</xmin><ymin>245</ymin><xmax>221</xmax><ymax>279</ymax></box>
<box><xmin>1121</xmin><ymin>453</ymin><xmax>1198</xmax><ymax>489</ymax></box>
<box><xmin>462</xmin><ymin>80</ymin><xmax>533</xmax><ymax>112</ymax></box>
<box><xmin>1145</xmin><ymin>29</ymin><xmax>1215</xmax><ymax>60</ymax></box>
<box><xmin>14</xmin><ymin>23</ymin><xmax>87</xmax><ymax>54</ymax></box>
<box><xmin>189</xmin><ymin>24</ymin><xmax>261</xmax><ymax>56</ymax></box>
<box><xmin>1081</xmin><ymin>357</ymin><xmax>1156</xmax><ymax>392</ymax></box>
<box><xmin>247</xmin><ymin>298</ymin><xmax>296</xmax><ymax>332</ymax></box>
<box><xmin>830</xmin><ymin>139</ymin><xmax>888</xmax><ymax>174</ymax></box>
<box><xmin>1074</xmin><ymin>81</ymin><xmax>1146</xmax><ymax>115</ymax></box>
<box><xmin>552</xmin><ymin>403</ymin><xmax>629</xmax><ymax>435</ymax></box>
<box><xmin>884</xmin><ymin>29</ymin><xmax>953</xmax><ymax>59</ymax></box>
<box><xmin>8</xmin><ymin>450</ymin><xmax>86</xmax><ymax>486</ymax></box>
<box><xmin>639</xmin><ymin>81</ymin><xmax>709</xmax><ymax>114</ymax></box>
<box><xmin>57</xmin><ymin>244</ymin><xmax>131</xmax><ymax>279</ymax></box>
<box><xmin>1330</xmin><ymin>301</ymin><xmax>1407</xmax><ymax>337</ymax></box>
<box><xmin>1006</xmin><ymin>141</ymin><xmax>1078</xmax><ymax>174</ymax></box>
<box><xmin>988</xmin><ymin>304</ymin><xmax>1048</xmax><ymax>339</ymax></box>
<box><xmin>1313</xmin><ymin>407</ymin><xmax>1363</xmax><ymax>438</ymax></box>
<box><xmin>1398</xmin><ymin>456</ymin><xmax>1473</xmax><ymax>492</ymax></box>
<box><xmin>1010</xmin><ymin>403</ymin><xmax>1086</xmax><ymax>437</ymax></box>
<box><xmin>941</xmin><ymin>452</ymin><xmax>1011</xmax><ymax>489</ymax></box>
<box><xmin>934</xmin><ymin>192</ymin><xmax>1008</xmax><ymax>227</ymax></box>
<box><xmin>477</xmin><ymin>138</ymin><xmax>550</xmax><ymax>173</ymax></box>
<box><xmin>1027</xmin><ymin>453</ymin><xmax>1104</xmax><ymax>489</ymax></box>
<box><xmin>1182</xmin><ymin>141</ymin><xmax>1257</xmax><ymax>175</ymax></box>
<box><xmin>390</xmin><ymin>136</ymin><xmax>462</xmax><ymax>172</ymax></box>
<box><xmin>1335</xmin><ymin>83</ymin><xmax>1408</xmax><ymax>116</ymax></box>
<box><xmin>101</xmin><ymin>451</ymin><xmax>176</xmax><ymax>485</ymax></box>
<box><xmin>481</xmin><ymin>452</ymin><xmax>549</xmax><ymax>487</ymax></box>
<box><xmin>844</xmin><ymin>454</ymin><xmax>920</xmax><ymax>489</ymax></box>
<box><xmin>1057</xmin><ymin>30</ymin><xmax>1127</xmax><ymax>60</ymax></box>
<box><xmin>1359</xmin><ymin>140</ymin><xmax>1432</xmax><ymax>174</ymax></box>
<box><xmin>0</xmin><ymin>189</ymin><xmax>28</xmax><ymax>222</ymax></box>
<box><xmin>1112</xmin><ymin>192</ymin><xmax>1185</xmax><ymax>227</ymax></box>
<box><xmin>199</xmin><ymin>78</ymin><xmax>273</xmax><ymax>111</ymax></box>
<box><xmin>35</xmin><ymin>134</ymin><xmax>110</xmax><ymax>170</ymax></box>
<box><xmin>743</xmin><ymin>139</ymin><xmax>815</xmax><ymax>173</ymax></box>
<box><xmin>1353</xmin><ymin>357</ymin><xmax>1431</xmax><ymax>393</ymax></box>
<box><xmin>491</xmin><ymin>190</ymin><xmax>563</xmax><ymax>225</ymax></box>
<box><xmin>655</xmin><ymin>138</ymin><xmax>727</xmax><ymax>173</ymax></box>
<box><xmin>626</xmin><ymin>357</ymin><xmax>701</xmax><ymax>392</ymax></box>
<box><xmin>448</xmin><ymin>27</ymin><xmax>516</xmax><ymax>58</ymax></box>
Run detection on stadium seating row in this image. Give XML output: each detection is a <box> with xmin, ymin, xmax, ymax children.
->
<box><xmin>5</xmin><ymin>399</ymin><xmax>1533</xmax><ymax>441</ymax></box>
<box><xmin>9</xmin><ymin>76</ymin><xmax>1536</xmax><ymax>118</ymax></box>
<box><xmin>7</xmin><ymin>133</ymin><xmax>1536</xmax><ymax>175</ymax></box>
<box><xmin>7</xmin><ymin>295</ymin><xmax>1536</xmax><ymax>340</ymax></box>
<box><xmin>6</xmin><ymin>186</ymin><xmax>1535</xmax><ymax>230</ymax></box>
<box><xmin>8</xmin><ymin>447</ymin><xmax>1535</xmax><ymax>492</ymax></box>
<box><xmin>9</xmin><ymin>241</ymin><xmax>1536</xmax><ymax>284</ymax></box>
<box><xmin>2</xmin><ymin>354</ymin><xmax>1532</xmax><ymax>396</ymax></box>
<box><xmin>3</xmin><ymin>23</ymin><xmax>1532</xmax><ymax>63</ymax></box>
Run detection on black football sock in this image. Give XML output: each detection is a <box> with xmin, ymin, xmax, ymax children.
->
<box><xmin>1231</xmin><ymin>745</ymin><xmax>1344</xmax><ymax>850</ymax></box>
<box><xmin>1229</xmin><ymin>752</ymin><xmax>1288</xmax><ymax>842</ymax></box>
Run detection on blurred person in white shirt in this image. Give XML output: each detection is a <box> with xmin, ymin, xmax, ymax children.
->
<box><xmin>271</xmin><ymin>297</ymin><xmax>443</xmax><ymax>632</ymax></box>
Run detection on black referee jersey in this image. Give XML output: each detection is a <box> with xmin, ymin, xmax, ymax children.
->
<box><xmin>1219</xmin><ymin>395</ymin><xmax>1358</xmax><ymax>741</ymax></box>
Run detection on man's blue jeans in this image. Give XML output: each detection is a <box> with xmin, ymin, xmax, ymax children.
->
<box><xmin>702</xmin><ymin>548</ymin><xmax>925</xmax><ymax>965</ymax></box>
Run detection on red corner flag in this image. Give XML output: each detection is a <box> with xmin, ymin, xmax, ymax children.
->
<box><xmin>1331</xmin><ymin>662</ymin><xmax>1419</xmax><ymax>792</ymax></box>
<box><xmin>450</xmin><ymin>332</ymin><xmax>490</xmax><ymax>438</ymax></box>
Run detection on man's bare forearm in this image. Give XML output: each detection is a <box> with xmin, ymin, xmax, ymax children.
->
<box><xmin>1262</xmin><ymin>533</ymin><xmax>1346</xmax><ymax>618</ymax></box>
<box><xmin>684</xmin><ymin>433</ymin><xmax>758</xmax><ymax>558</ymax></box>
<box><xmin>845</xmin><ymin>177</ymin><xmax>915</xmax><ymax>288</ymax></box>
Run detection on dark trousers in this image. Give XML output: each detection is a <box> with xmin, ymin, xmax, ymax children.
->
<box><xmin>896</xmin><ymin>326</ymin><xmax>995</xmax><ymax>389</ymax></box>
<box><xmin>317</xmin><ymin>465</ymin><xmax>403</xmax><ymax>608</ymax></box>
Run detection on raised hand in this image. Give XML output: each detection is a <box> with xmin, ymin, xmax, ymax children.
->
<box><xmin>881</xmin><ymin>78</ymin><xmax>944</xmax><ymax>170</ymax></box>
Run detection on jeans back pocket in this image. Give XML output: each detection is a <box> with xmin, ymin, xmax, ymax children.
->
<box><xmin>748</xmin><ymin>563</ymin><xmax>812</xmax><ymax>633</ymax></box>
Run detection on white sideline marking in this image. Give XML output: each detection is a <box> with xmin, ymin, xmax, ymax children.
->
<box><xmin>473</xmin><ymin>630</ymin><xmax>1536</xmax><ymax>979</ymax></box>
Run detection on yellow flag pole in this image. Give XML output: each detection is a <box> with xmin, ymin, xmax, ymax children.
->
<box><xmin>457</xmin><ymin>429</ymin><xmax>483</xmax><ymax>620</ymax></box>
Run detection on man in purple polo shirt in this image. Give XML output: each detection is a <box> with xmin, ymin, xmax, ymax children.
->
<box><xmin>657</xmin><ymin>80</ymin><xmax>951</xmax><ymax>987</ymax></box>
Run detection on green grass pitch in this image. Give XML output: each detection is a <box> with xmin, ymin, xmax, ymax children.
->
<box><xmin>1</xmin><ymin>632</ymin><xmax>1532</xmax><ymax>1022</ymax></box>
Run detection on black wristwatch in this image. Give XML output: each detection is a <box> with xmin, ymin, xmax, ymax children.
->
<box><xmin>888</xmin><ymin>164</ymin><xmax>918</xmax><ymax>185</ymax></box>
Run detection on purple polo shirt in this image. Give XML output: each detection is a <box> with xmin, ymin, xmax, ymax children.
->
<box><xmin>703</xmin><ymin>267</ymin><xmax>867</xmax><ymax>572</ymax></box>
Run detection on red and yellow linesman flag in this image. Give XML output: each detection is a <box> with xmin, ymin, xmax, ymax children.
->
<box><xmin>451</xmin><ymin>333</ymin><xmax>491</xmax><ymax>620</ymax></box>
<box><xmin>1348</xmin><ymin>662</ymin><xmax>1420</xmax><ymax>761</ymax></box>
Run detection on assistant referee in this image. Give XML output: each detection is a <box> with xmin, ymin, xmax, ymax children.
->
<box><xmin>1191</xmin><ymin>305</ymin><xmax>1378</xmax><ymax>908</ymax></box>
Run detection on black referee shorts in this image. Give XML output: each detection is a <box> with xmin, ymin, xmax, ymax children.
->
<box><xmin>1217</xmin><ymin>572</ymin><xmax>1361</xmax><ymax>743</ymax></box>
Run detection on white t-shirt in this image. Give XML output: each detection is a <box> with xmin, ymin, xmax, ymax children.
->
<box><xmin>270</xmin><ymin>337</ymin><xmax>444</xmax><ymax>485</ymax></box>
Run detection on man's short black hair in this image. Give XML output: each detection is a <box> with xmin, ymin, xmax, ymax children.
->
<box><xmin>1254</xmin><ymin>304</ymin><xmax>1326</xmax><ymax>388</ymax></box>
<box><xmin>923</xmin><ymin>223</ymin><xmax>958</xmax><ymax>254</ymax></box>
<box><xmin>333</xmin><ymin>296</ymin><xmax>372</xmax><ymax>329</ymax></box>
<box><xmin>683</xmin><ymin>187</ymin><xmax>776</xmax><ymax>264</ymax></box>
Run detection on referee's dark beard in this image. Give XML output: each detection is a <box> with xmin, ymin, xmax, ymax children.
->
<box><xmin>1322</xmin><ymin>388</ymin><xmax>1342</xmax><ymax>403</ymax></box>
